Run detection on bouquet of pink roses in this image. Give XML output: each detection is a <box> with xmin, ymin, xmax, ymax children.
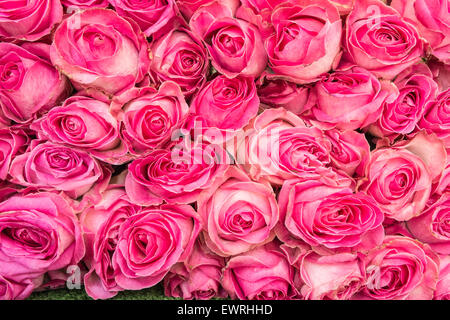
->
<box><xmin>0</xmin><ymin>0</ymin><xmax>449</xmax><ymax>300</ymax></box>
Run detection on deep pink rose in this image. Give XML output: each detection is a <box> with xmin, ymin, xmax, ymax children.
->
<box><xmin>361</xmin><ymin>236</ymin><xmax>439</xmax><ymax>300</ymax></box>
<box><xmin>190</xmin><ymin>2</ymin><xmax>267</xmax><ymax>78</ymax></box>
<box><xmin>391</xmin><ymin>0</ymin><xmax>450</xmax><ymax>64</ymax></box>
<box><xmin>0</xmin><ymin>0</ymin><xmax>62</xmax><ymax>41</ymax></box>
<box><xmin>306</xmin><ymin>66</ymin><xmax>397</xmax><ymax>131</ymax></box>
<box><xmin>0</xmin><ymin>192</ymin><xmax>85</xmax><ymax>282</ymax></box>
<box><xmin>61</xmin><ymin>0</ymin><xmax>109</xmax><ymax>9</ymax></box>
<box><xmin>164</xmin><ymin>240</ymin><xmax>227</xmax><ymax>300</ymax></box>
<box><xmin>31</xmin><ymin>95</ymin><xmax>128</xmax><ymax>165</ymax></box>
<box><xmin>125</xmin><ymin>142</ymin><xmax>229</xmax><ymax>205</ymax></box>
<box><xmin>344</xmin><ymin>0</ymin><xmax>424</xmax><ymax>80</ymax></box>
<box><xmin>222</xmin><ymin>242</ymin><xmax>299</xmax><ymax>300</ymax></box>
<box><xmin>9</xmin><ymin>141</ymin><xmax>112</xmax><ymax>200</ymax></box>
<box><xmin>277</xmin><ymin>176</ymin><xmax>384</xmax><ymax>254</ymax></box>
<box><xmin>0</xmin><ymin>275</ymin><xmax>43</xmax><ymax>300</ymax></box>
<box><xmin>177</xmin><ymin>0</ymin><xmax>239</xmax><ymax>20</ymax></box>
<box><xmin>197</xmin><ymin>166</ymin><xmax>279</xmax><ymax>256</ymax></box>
<box><xmin>0</xmin><ymin>127</ymin><xmax>28</xmax><ymax>180</ymax></box>
<box><xmin>265</xmin><ymin>0</ymin><xmax>342</xmax><ymax>84</ymax></box>
<box><xmin>112</xmin><ymin>204</ymin><xmax>201</xmax><ymax>290</ymax></box>
<box><xmin>150</xmin><ymin>28</ymin><xmax>209</xmax><ymax>98</ymax></box>
<box><xmin>109</xmin><ymin>0</ymin><xmax>176</xmax><ymax>37</ymax></box>
<box><xmin>435</xmin><ymin>254</ymin><xmax>450</xmax><ymax>300</ymax></box>
<box><xmin>0</xmin><ymin>43</ymin><xmax>70</xmax><ymax>124</ymax></box>
<box><xmin>50</xmin><ymin>8</ymin><xmax>150</xmax><ymax>95</ymax></box>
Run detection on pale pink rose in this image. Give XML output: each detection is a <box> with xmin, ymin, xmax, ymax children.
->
<box><xmin>222</xmin><ymin>242</ymin><xmax>299</xmax><ymax>300</ymax></box>
<box><xmin>418</xmin><ymin>88</ymin><xmax>450</xmax><ymax>148</ymax></box>
<box><xmin>0</xmin><ymin>275</ymin><xmax>43</xmax><ymax>300</ymax></box>
<box><xmin>306</xmin><ymin>66</ymin><xmax>397</xmax><ymax>131</ymax></box>
<box><xmin>407</xmin><ymin>193</ymin><xmax>450</xmax><ymax>255</ymax></box>
<box><xmin>176</xmin><ymin>0</ymin><xmax>239</xmax><ymax>20</ymax></box>
<box><xmin>9</xmin><ymin>141</ymin><xmax>112</xmax><ymax>200</ymax></box>
<box><xmin>125</xmin><ymin>142</ymin><xmax>230</xmax><ymax>205</ymax></box>
<box><xmin>265</xmin><ymin>0</ymin><xmax>342</xmax><ymax>84</ymax></box>
<box><xmin>61</xmin><ymin>0</ymin><xmax>109</xmax><ymax>9</ymax></box>
<box><xmin>391</xmin><ymin>0</ymin><xmax>450</xmax><ymax>64</ymax></box>
<box><xmin>50</xmin><ymin>8</ymin><xmax>150</xmax><ymax>95</ymax></box>
<box><xmin>190</xmin><ymin>2</ymin><xmax>267</xmax><ymax>78</ymax></box>
<box><xmin>256</xmin><ymin>71</ymin><xmax>312</xmax><ymax>115</ymax></box>
<box><xmin>0</xmin><ymin>192</ymin><xmax>85</xmax><ymax>282</ymax></box>
<box><xmin>164</xmin><ymin>240</ymin><xmax>227</xmax><ymax>300</ymax></box>
<box><xmin>435</xmin><ymin>254</ymin><xmax>450</xmax><ymax>300</ymax></box>
<box><xmin>150</xmin><ymin>28</ymin><xmax>209</xmax><ymax>98</ymax></box>
<box><xmin>197</xmin><ymin>166</ymin><xmax>279</xmax><ymax>256</ymax></box>
<box><xmin>344</xmin><ymin>0</ymin><xmax>424</xmax><ymax>80</ymax></box>
<box><xmin>115</xmin><ymin>82</ymin><xmax>189</xmax><ymax>156</ymax></box>
<box><xmin>31</xmin><ymin>96</ymin><xmax>128</xmax><ymax>165</ymax></box>
<box><xmin>0</xmin><ymin>43</ymin><xmax>70</xmax><ymax>124</ymax></box>
<box><xmin>109</xmin><ymin>0</ymin><xmax>176</xmax><ymax>37</ymax></box>
<box><xmin>325</xmin><ymin>129</ymin><xmax>370</xmax><ymax>178</ymax></box>
<box><xmin>277</xmin><ymin>176</ymin><xmax>384</xmax><ymax>254</ymax></box>
<box><xmin>0</xmin><ymin>127</ymin><xmax>28</xmax><ymax>180</ymax></box>
<box><xmin>361</xmin><ymin>236</ymin><xmax>439</xmax><ymax>300</ymax></box>
<box><xmin>112</xmin><ymin>204</ymin><xmax>201</xmax><ymax>290</ymax></box>
<box><xmin>0</xmin><ymin>0</ymin><xmax>62</xmax><ymax>41</ymax></box>
<box><xmin>329</xmin><ymin>0</ymin><xmax>354</xmax><ymax>14</ymax></box>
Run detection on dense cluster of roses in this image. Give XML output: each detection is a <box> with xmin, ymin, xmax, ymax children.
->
<box><xmin>0</xmin><ymin>0</ymin><xmax>449</xmax><ymax>300</ymax></box>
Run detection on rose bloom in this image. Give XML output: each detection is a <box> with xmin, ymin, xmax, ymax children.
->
<box><xmin>222</xmin><ymin>242</ymin><xmax>299</xmax><ymax>300</ymax></box>
<box><xmin>115</xmin><ymin>82</ymin><xmax>189</xmax><ymax>156</ymax></box>
<box><xmin>50</xmin><ymin>8</ymin><xmax>150</xmax><ymax>95</ymax></box>
<box><xmin>361</xmin><ymin>235</ymin><xmax>439</xmax><ymax>300</ymax></box>
<box><xmin>177</xmin><ymin>0</ymin><xmax>239</xmax><ymax>20</ymax></box>
<box><xmin>0</xmin><ymin>127</ymin><xmax>28</xmax><ymax>180</ymax></box>
<box><xmin>0</xmin><ymin>192</ymin><xmax>85</xmax><ymax>282</ymax></box>
<box><xmin>0</xmin><ymin>274</ymin><xmax>43</xmax><ymax>301</ymax></box>
<box><xmin>125</xmin><ymin>142</ymin><xmax>229</xmax><ymax>205</ymax></box>
<box><xmin>109</xmin><ymin>0</ymin><xmax>175</xmax><ymax>37</ymax></box>
<box><xmin>190</xmin><ymin>2</ymin><xmax>267</xmax><ymax>78</ymax></box>
<box><xmin>344</xmin><ymin>0</ymin><xmax>424</xmax><ymax>80</ymax></box>
<box><xmin>418</xmin><ymin>88</ymin><xmax>450</xmax><ymax>148</ymax></box>
<box><xmin>0</xmin><ymin>42</ymin><xmax>70</xmax><ymax>124</ymax></box>
<box><xmin>277</xmin><ymin>175</ymin><xmax>384</xmax><ymax>254</ymax></box>
<box><xmin>435</xmin><ymin>254</ymin><xmax>450</xmax><ymax>300</ymax></box>
<box><xmin>9</xmin><ymin>141</ymin><xmax>111</xmax><ymax>200</ymax></box>
<box><xmin>0</xmin><ymin>0</ymin><xmax>62</xmax><ymax>41</ymax></box>
<box><xmin>434</xmin><ymin>159</ymin><xmax>450</xmax><ymax>197</ymax></box>
<box><xmin>236</xmin><ymin>0</ymin><xmax>282</xmax><ymax>38</ymax></box>
<box><xmin>150</xmin><ymin>28</ymin><xmax>209</xmax><ymax>98</ymax></box>
<box><xmin>32</xmin><ymin>95</ymin><xmax>128</xmax><ymax>165</ymax></box>
<box><xmin>164</xmin><ymin>240</ymin><xmax>227</xmax><ymax>300</ymax></box>
<box><xmin>61</xmin><ymin>0</ymin><xmax>109</xmax><ymax>9</ymax></box>
<box><xmin>306</xmin><ymin>66</ymin><xmax>397</xmax><ymax>131</ymax></box>
<box><xmin>197</xmin><ymin>166</ymin><xmax>278</xmax><ymax>257</ymax></box>
<box><xmin>265</xmin><ymin>0</ymin><xmax>342</xmax><ymax>84</ymax></box>
<box><xmin>391</xmin><ymin>0</ymin><xmax>450</xmax><ymax>64</ymax></box>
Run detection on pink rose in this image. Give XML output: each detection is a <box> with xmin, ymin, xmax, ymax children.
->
<box><xmin>0</xmin><ymin>43</ymin><xmax>70</xmax><ymax>124</ymax></box>
<box><xmin>344</xmin><ymin>0</ymin><xmax>424</xmax><ymax>80</ymax></box>
<box><xmin>50</xmin><ymin>8</ymin><xmax>150</xmax><ymax>95</ymax></box>
<box><xmin>361</xmin><ymin>236</ymin><xmax>439</xmax><ymax>300</ymax></box>
<box><xmin>329</xmin><ymin>0</ymin><xmax>354</xmax><ymax>14</ymax></box>
<box><xmin>306</xmin><ymin>66</ymin><xmax>397</xmax><ymax>131</ymax></box>
<box><xmin>435</xmin><ymin>254</ymin><xmax>450</xmax><ymax>300</ymax></box>
<box><xmin>115</xmin><ymin>82</ymin><xmax>189</xmax><ymax>156</ymax></box>
<box><xmin>0</xmin><ymin>192</ymin><xmax>85</xmax><ymax>282</ymax></box>
<box><xmin>164</xmin><ymin>240</ymin><xmax>227</xmax><ymax>300</ymax></box>
<box><xmin>0</xmin><ymin>127</ymin><xmax>28</xmax><ymax>180</ymax></box>
<box><xmin>31</xmin><ymin>95</ymin><xmax>128</xmax><ymax>165</ymax></box>
<box><xmin>0</xmin><ymin>275</ymin><xmax>43</xmax><ymax>300</ymax></box>
<box><xmin>109</xmin><ymin>0</ymin><xmax>176</xmax><ymax>37</ymax></box>
<box><xmin>429</xmin><ymin>58</ymin><xmax>450</xmax><ymax>91</ymax></box>
<box><xmin>222</xmin><ymin>242</ymin><xmax>299</xmax><ymax>300</ymax></box>
<box><xmin>125</xmin><ymin>142</ymin><xmax>229</xmax><ymax>205</ymax></box>
<box><xmin>277</xmin><ymin>176</ymin><xmax>384</xmax><ymax>254</ymax></box>
<box><xmin>190</xmin><ymin>2</ymin><xmax>267</xmax><ymax>78</ymax></box>
<box><xmin>150</xmin><ymin>28</ymin><xmax>209</xmax><ymax>98</ymax></box>
<box><xmin>176</xmin><ymin>0</ymin><xmax>239</xmax><ymax>20</ymax></box>
<box><xmin>434</xmin><ymin>159</ymin><xmax>450</xmax><ymax>197</ymax></box>
<box><xmin>391</xmin><ymin>0</ymin><xmax>450</xmax><ymax>64</ymax></box>
<box><xmin>112</xmin><ymin>204</ymin><xmax>201</xmax><ymax>290</ymax></box>
<box><xmin>236</xmin><ymin>0</ymin><xmax>281</xmax><ymax>37</ymax></box>
<box><xmin>265</xmin><ymin>0</ymin><xmax>342</xmax><ymax>84</ymax></box>
<box><xmin>61</xmin><ymin>0</ymin><xmax>109</xmax><ymax>9</ymax></box>
<box><xmin>9</xmin><ymin>141</ymin><xmax>112</xmax><ymax>200</ymax></box>
<box><xmin>0</xmin><ymin>0</ymin><xmax>62</xmax><ymax>41</ymax></box>
<box><xmin>197</xmin><ymin>166</ymin><xmax>279</xmax><ymax>256</ymax></box>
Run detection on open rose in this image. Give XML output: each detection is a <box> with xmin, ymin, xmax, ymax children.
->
<box><xmin>31</xmin><ymin>96</ymin><xmax>127</xmax><ymax>165</ymax></box>
<box><xmin>0</xmin><ymin>0</ymin><xmax>62</xmax><ymax>41</ymax></box>
<box><xmin>222</xmin><ymin>242</ymin><xmax>299</xmax><ymax>300</ymax></box>
<box><xmin>0</xmin><ymin>127</ymin><xmax>28</xmax><ymax>180</ymax></box>
<box><xmin>50</xmin><ymin>8</ymin><xmax>150</xmax><ymax>95</ymax></box>
<box><xmin>361</xmin><ymin>235</ymin><xmax>439</xmax><ymax>300</ymax></box>
<box><xmin>190</xmin><ymin>2</ymin><xmax>267</xmax><ymax>78</ymax></box>
<box><xmin>197</xmin><ymin>166</ymin><xmax>279</xmax><ymax>256</ymax></box>
<box><xmin>265</xmin><ymin>0</ymin><xmax>342</xmax><ymax>84</ymax></box>
<box><xmin>344</xmin><ymin>0</ymin><xmax>424</xmax><ymax>80</ymax></box>
<box><xmin>0</xmin><ymin>192</ymin><xmax>85</xmax><ymax>282</ymax></box>
<box><xmin>0</xmin><ymin>42</ymin><xmax>70</xmax><ymax>124</ymax></box>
